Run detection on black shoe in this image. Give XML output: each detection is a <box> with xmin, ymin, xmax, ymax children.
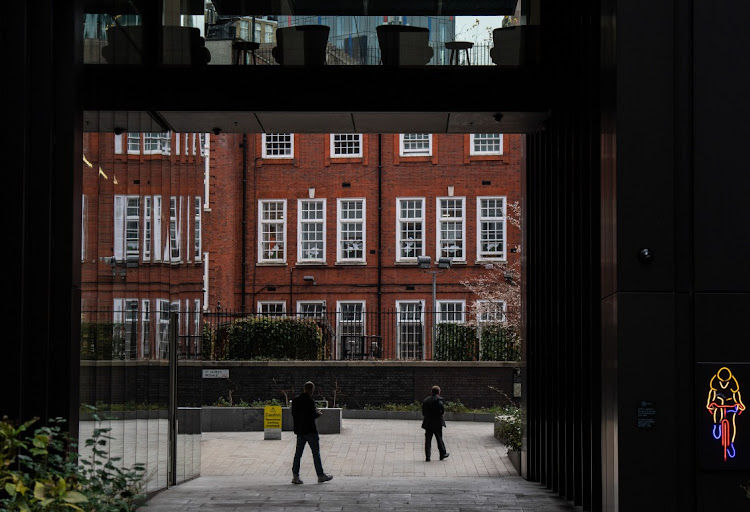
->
<box><xmin>425</xmin><ymin>457</ymin><xmax>430</xmax><ymax>462</ymax></box>
<box><xmin>439</xmin><ymin>453</ymin><xmax>450</xmax><ymax>460</ymax></box>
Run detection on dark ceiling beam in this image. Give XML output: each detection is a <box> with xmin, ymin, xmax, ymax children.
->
<box><xmin>81</xmin><ymin>65</ymin><xmax>550</xmax><ymax>113</ymax></box>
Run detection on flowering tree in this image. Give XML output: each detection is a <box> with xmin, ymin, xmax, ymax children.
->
<box><xmin>460</xmin><ymin>201</ymin><xmax>523</xmax><ymax>360</ymax></box>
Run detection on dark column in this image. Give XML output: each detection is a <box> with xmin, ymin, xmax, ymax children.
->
<box><xmin>4</xmin><ymin>0</ymin><xmax>82</xmax><ymax>433</ymax></box>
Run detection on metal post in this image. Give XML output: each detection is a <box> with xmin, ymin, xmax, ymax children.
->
<box><xmin>168</xmin><ymin>311</ymin><xmax>178</xmax><ymax>487</ymax></box>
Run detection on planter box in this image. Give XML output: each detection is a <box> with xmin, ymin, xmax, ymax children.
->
<box><xmin>341</xmin><ymin>410</ymin><xmax>495</xmax><ymax>422</ymax></box>
<box><xmin>507</xmin><ymin>450</ymin><xmax>521</xmax><ymax>474</ymax></box>
<box><xmin>201</xmin><ymin>407</ymin><xmax>341</xmax><ymax>434</ymax></box>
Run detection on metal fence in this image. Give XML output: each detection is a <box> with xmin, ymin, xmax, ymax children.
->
<box><xmin>203</xmin><ymin>308</ymin><xmax>517</xmax><ymax>362</ymax></box>
<box><xmin>236</xmin><ymin>43</ymin><xmax>496</xmax><ymax>66</ymax></box>
<box><xmin>80</xmin><ymin>307</ymin><xmax>518</xmax><ymax>362</ymax></box>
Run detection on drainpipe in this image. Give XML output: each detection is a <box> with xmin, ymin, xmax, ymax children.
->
<box><xmin>241</xmin><ymin>134</ymin><xmax>248</xmax><ymax>312</ymax></box>
<box><xmin>289</xmin><ymin>267</ymin><xmax>294</xmax><ymax>313</ymax></box>
<box><xmin>377</xmin><ymin>134</ymin><xmax>383</xmax><ymax>340</ymax></box>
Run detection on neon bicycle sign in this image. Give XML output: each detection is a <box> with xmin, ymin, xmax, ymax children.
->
<box><xmin>706</xmin><ymin>366</ymin><xmax>746</xmax><ymax>462</ymax></box>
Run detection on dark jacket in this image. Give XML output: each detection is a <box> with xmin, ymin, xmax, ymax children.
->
<box><xmin>291</xmin><ymin>392</ymin><xmax>320</xmax><ymax>435</ymax></box>
<box><xmin>421</xmin><ymin>394</ymin><xmax>446</xmax><ymax>431</ymax></box>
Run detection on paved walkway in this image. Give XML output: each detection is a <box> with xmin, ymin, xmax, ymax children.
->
<box><xmin>141</xmin><ymin>419</ymin><xmax>574</xmax><ymax>511</ymax></box>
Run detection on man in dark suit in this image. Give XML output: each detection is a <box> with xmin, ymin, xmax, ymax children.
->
<box><xmin>291</xmin><ymin>381</ymin><xmax>333</xmax><ymax>484</ymax></box>
<box><xmin>422</xmin><ymin>385</ymin><xmax>449</xmax><ymax>461</ymax></box>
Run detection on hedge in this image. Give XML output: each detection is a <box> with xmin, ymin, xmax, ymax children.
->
<box><xmin>223</xmin><ymin>316</ymin><xmax>324</xmax><ymax>360</ymax></box>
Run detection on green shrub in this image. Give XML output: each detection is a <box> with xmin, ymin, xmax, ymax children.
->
<box><xmin>80</xmin><ymin>322</ymin><xmax>125</xmax><ymax>361</ymax></box>
<box><xmin>434</xmin><ymin>323</ymin><xmax>477</xmax><ymax>361</ymax></box>
<box><xmin>0</xmin><ymin>415</ymin><xmax>145</xmax><ymax>511</ymax></box>
<box><xmin>494</xmin><ymin>405</ymin><xmax>524</xmax><ymax>452</ymax></box>
<box><xmin>202</xmin><ymin>323</ymin><xmax>214</xmax><ymax>360</ymax></box>
<box><xmin>224</xmin><ymin>316</ymin><xmax>324</xmax><ymax>360</ymax></box>
<box><xmin>480</xmin><ymin>324</ymin><xmax>521</xmax><ymax>361</ymax></box>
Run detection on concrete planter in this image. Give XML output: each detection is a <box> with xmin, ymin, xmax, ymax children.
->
<box><xmin>341</xmin><ymin>410</ymin><xmax>495</xmax><ymax>422</ymax></box>
<box><xmin>201</xmin><ymin>407</ymin><xmax>341</xmax><ymax>434</ymax></box>
<box><xmin>507</xmin><ymin>450</ymin><xmax>521</xmax><ymax>474</ymax></box>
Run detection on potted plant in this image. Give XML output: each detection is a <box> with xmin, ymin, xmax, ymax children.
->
<box><xmin>494</xmin><ymin>405</ymin><xmax>523</xmax><ymax>473</ymax></box>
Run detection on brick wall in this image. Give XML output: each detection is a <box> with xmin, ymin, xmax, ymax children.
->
<box><xmin>80</xmin><ymin>361</ymin><xmax>520</xmax><ymax>410</ymax></box>
<box><xmin>203</xmin><ymin>132</ymin><xmax>523</xmax><ymax>358</ymax></box>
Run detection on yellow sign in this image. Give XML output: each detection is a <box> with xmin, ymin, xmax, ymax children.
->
<box><xmin>264</xmin><ymin>405</ymin><xmax>282</xmax><ymax>440</ymax></box>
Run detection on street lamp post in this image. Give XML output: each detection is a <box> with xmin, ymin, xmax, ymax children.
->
<box><xmin>417</xmin><ymin>256</ymin><xmax>452</xmax><ymax>359</ymax></box>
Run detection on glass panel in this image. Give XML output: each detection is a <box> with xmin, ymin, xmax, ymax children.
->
<box><xmin>80</xmin><ymin>127</ymin><xmax>204</xmax><ymax>496</ymax></box>
<box><xmin>84</xmin><ymin>1</ymin><xmax>529</xmax><ymax>66</ymax></box>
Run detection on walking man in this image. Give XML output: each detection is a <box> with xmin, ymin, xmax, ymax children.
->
<box><xmin>291</xmin><ymin>381</ymin><xmax>333</xmax><ymax>484</ymax></box>
<box><xmin>422</xmin><ymin>385</ymin><xmax>449</xmax><ymax>461</ymax></box>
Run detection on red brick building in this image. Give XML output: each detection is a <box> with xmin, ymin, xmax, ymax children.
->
<box><xmin>203</xmin><ymin>132</ymin><xmax>522</xmax><ymax>360</ymax></box>
<box><xmin>81</xmin><ymin>131</ymin><xmax>207</xmax><ymax>359</ymax></box>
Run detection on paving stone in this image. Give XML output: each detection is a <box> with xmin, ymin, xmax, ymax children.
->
<box><xmin>140</xmin><ymin>420</ymin><xmax>572</xmax><ymax>511</ymax></box>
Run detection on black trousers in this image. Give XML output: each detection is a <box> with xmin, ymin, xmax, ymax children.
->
<box><xmin>425</xmin><ymin>427</ymin><xmax>447</xmax><ymax>458</ymax></box>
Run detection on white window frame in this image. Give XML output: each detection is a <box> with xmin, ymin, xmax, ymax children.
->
<box><xmin>194</xmin><ymin>196</ymin><xmax>202</xmax><ymax>261</ymax></box>
<box><xmin>258</xmin><ymin>199</ymin><xmax>287</xmax><ymax>263</ymax></box>
<box><xmin>193</xmin><ymin>299</ymin><xmax>201</xmax><ymax>356</ymax></box>
<box><xmin>396</xmin><ymin>197</ymin><xmax>425</xmax><ymax>262</ymax></box>
<box><xmin>396</xmin><ymin>300</ymin><xmax>425</xmax><ymax>360</ymax></box>
<box><xmin>297</xmin><ymin>301</ymin><xmax>326</xmax><ymax>318</ymax></box>
<box><xmin>437</xmin><ymin>300</ymin><xmax>466</xmax><ymax>324</ymax></box>
<box><xmin>168</xmin><ymin>196</ymin><xmax>181</xmax><ymax>263</ymax></box>
<box><xmin>143</xmin><ymin>196</ymin><xmax>152</xmax><ymax>261</ymax></box>
<box><xmin>153</xmin><ymin>195</ymin><xmax>163</xmax><ymax>261</ymax></box>
<box><xmin>156</xmin><ymin>299</ymin><xmax>170</xmax><ymax>359</ymax></box>
<box><xmin>470</xmin><ymin>133</ymin><xmax>504</xmax><ymax>155</ymax></box>
<box><xmin>436</xmin><ymin>197</ymin><xmax>466</xmax><ymax>263</ymax></box>
<box><xmin>476</xmin><ymin>300</ymin><xmax>507</xmax><ymax>324</ymax></box>
<box><xmin>141</xmin><ymin>299</ymin><xmax>151</xmax><ymax>358</ymax></box>
<box><xmin>337</xmin><ymin>301</ymin><xmax>365</xmax><ymax>360</ymax></box>
<box><xmin>144</xmin><ymin>132</ymin><xmax>171</xmax><ymax>155</ymax></box>
<box><xmin>258</xmin><ymin>301</ymin><xmax>286</xmax><ymax>316</ymax></box>
<box><xmin>330</xmin><ymin>134</ymin><xmax>363</xmax><ymax>158</ymax></box>
<box><xmin>337</xmin><ymin>198</ymin><xmax>366</xmax><ymax>263</ymax></box>
<box><xmin>262</xmin><ymin>133</ymin><xmax>294</xmax><ymax>158</ymax></box>
<box><xmin>114</xmin><ymin>195</ymin><xmax>140</xmax><ymax>263</ymax></box>
<box><xmin>476</xmin><ymin>196</ymin><xmax>507</xmax><ymax>261</ymax></box>
<box><xmin>114</xmin><ymin>298</ymin><xmax>139</xmax><ymax>360</ymax></box>
<box><xmin>297</xmin><ymin>199</ymin><xmax>326</xmax><ymax>263</ymax></box>
<box><xmin>127</xmin><ymin>133</ymin><xmax>140</xmax><ymax>154</ymax></box>
<box><xmin>175</xmin><ymin>133</ymin><xmax>180</xmax><ymax>155</ymax></box>
<box><xmin>399</xmin><ymin>133</ymin><xmax>432</xmax><ymax>157</ymax></box>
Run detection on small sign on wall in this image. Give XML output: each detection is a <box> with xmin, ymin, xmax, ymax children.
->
<box><xmin>202</xmin><ymin>369</ymin><xmax>229</xmax><ymax>379</ymax></box>
<box><xmin>264</xmin><ymin>405</ymin><xmax>282</xmax><ymax>440</ymax></box>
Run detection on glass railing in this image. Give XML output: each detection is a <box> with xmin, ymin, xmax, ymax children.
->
<box><xmin>82</xmin><ymin>2</ymin><xmax>537</xmax><ymax>67</ymax></box>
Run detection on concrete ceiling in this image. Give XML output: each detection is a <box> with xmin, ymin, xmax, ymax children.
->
<box><xmin>83</xmin><ymin>110</ymin><xmax>548</xmax><ymax>134</ymax></box>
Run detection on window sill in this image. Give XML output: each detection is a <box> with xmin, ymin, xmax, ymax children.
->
<box><xmin>296</xmin><ymin>261</ymin><xmax>327</xmax><ymax>266</ymax></box>
<box><xmin>474</xmin><ymin>258</ymin><xmax>507</xmax><ymax>265</ymax></box>
<box><xmin>257</xmin><ymin>262</ymin><xmax>288</xmax><ymax>266</ymax></box>
<box><xmin>335</xmin><ymin>261</ymin><xmax>367</xmax><ymax>266</ymax></box>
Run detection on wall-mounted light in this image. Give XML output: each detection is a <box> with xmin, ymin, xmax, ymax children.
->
<box><xmin>303</xmin><ymin>275</ymin><xmax>316</xmax><ymax>285</ymax></box>
<box><xmin>438</xmin><ymin>257</ymin><xmax>452</xmax><ymax>269</ymax></box>
<box><xmin>308</xmin><ymin>187</ymin><xmax>315</xmax><ymax>199</ymax></box>
<box><xmin>113</xmin><ymin>127</ymin><xmax>126</xmax><ymax>135</ymax></box>
<box><xmin>212</xmin><ymin>127</ymin><xmax>222</xmax><ymax>135</ymax></box>
<box><xmin>417</xmin><ymin>255</ymin><xmax>431</xmax><ymax>269</ymax></box>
